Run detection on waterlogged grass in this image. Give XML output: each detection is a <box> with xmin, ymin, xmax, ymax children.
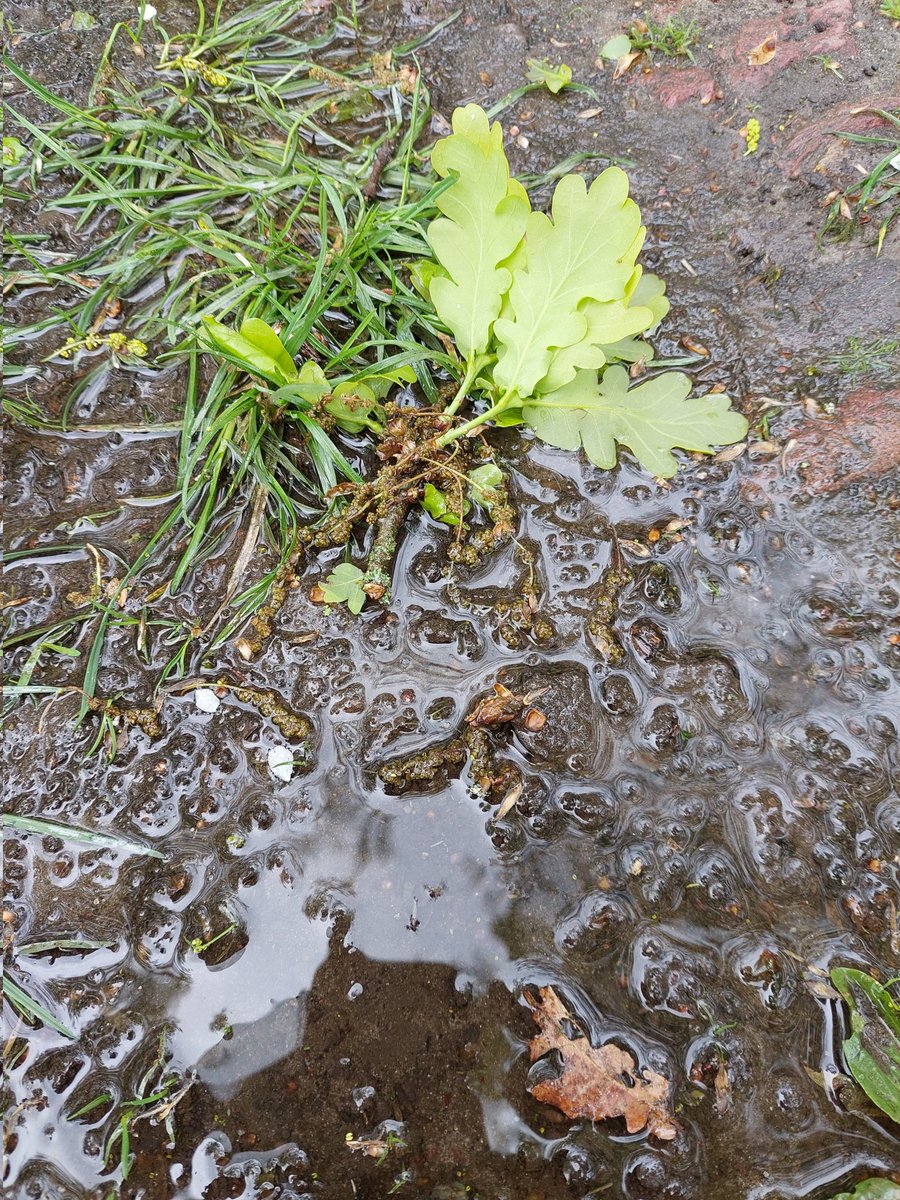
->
<box><xmin>821</xmin><ymin>108</ymin><xmax>900</xmax><ymax>253</ymax></box>
<box><xmin>2</xmin><ymin>811</ymin><xmax>165</xmax><ymax>858</ymax></box>
<box><xmin>3</xmin><ymin>975</ymin><xmax>77</xmax><ymax>1039</ymax></box>
<box><xmin>627</xmin><ymin>15</ymin><xmax>701</xmax><ymax>61</ymax></box>
<box><xmin>3</xmin><ymin>0</ymin><xmax>457</xmax><ymax>715</ymax></box>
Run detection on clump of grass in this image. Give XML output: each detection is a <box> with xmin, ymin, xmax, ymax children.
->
<box><xmin>880</xmin><ymin>0</ymin><xmax>900</xmax><ymax>21</ymax></box>
<box><xmin>67</xmin><ymin>1031</ymin><xmax>189</xmax><ymax>1180</ymax></box>
<box><xmin>817</xmin><ymin>335</ymin><xmax>900</xmax><ymax>376</ymax></box>
<box><xmin>821</xmin><ymin>108</ymin><xmax>900</xmax><ymax>252</ymax></box>
<box><xmin>3</xmin><ymin>0</ymin><xmax>458</xmax><ymax>719</ymax></box>
<box><xmin>627</xmin><ymin>15</ymin><xmax>701</xmax><ymax>61</ymax></box>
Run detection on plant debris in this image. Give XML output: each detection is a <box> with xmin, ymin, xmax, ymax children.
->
<box><xmin>524</xmin><ymin>985</ymin><xmax>678</xmax><ymax>1139</ymax></box>
<box><xmin>747</xmin><ymin>33</ymin><xmax>778</xmax><ymax>66</ymax></box>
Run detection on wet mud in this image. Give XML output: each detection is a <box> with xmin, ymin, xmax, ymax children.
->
<box><xmin>3</xmin><ymin>2</ymin><xmax>900</xmax><ymax>1198</ymax></box>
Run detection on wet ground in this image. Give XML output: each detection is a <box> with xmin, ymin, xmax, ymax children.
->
<box><xmin>3</xmin><ymin>1</ymin><xmax>900</xmax><ymax>1198</ymax></box>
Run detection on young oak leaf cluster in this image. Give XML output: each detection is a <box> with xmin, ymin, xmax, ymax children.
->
<box><xmin>426</xmin><ymin>104</ymin><xmax>747</xmax><ymax>476</ymax></box>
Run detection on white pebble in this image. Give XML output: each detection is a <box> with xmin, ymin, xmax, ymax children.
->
<box><xmin>267</xmin><ymin>745</ymin><xmax>294</xmax><ymax>782</ymax></box>
<box><xmin>194</xmin><ymin>688</ymin><xmax>221</xmax><ymax>714</ymax></box>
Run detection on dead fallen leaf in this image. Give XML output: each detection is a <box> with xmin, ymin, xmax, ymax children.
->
<box><xmin>466</xmin><ymin>683</ymin><xmax>549</xmax><ymax>728</ymax></box>
<box><xmin>618</xmin><ymin>538</ymin><xmax>652</xmax><ymax>558</ymax></box>
<box><xmin>522</xmin><ymin>707</ymin><xmax>546</xmax><ymax>732</ymax></box>
<box><xmin>748</xmin><ymin>33</ymin><xmax>777</xmax><ymax>66</ymax></box>
<box><xmin>715</xmin><ymin>442</ymin><xmax>747</xmax><ymax>463</ymax></box>
<box><xmin>576</xmin><ymin>106</ymin><xmax>603</xmax><ymax>120</ymax></box>
<box><xmin>613</xmin><ymin>50</ymin><xmax>643</xmax><ymax>80</ymax></box>
<box><xmin>494</xmin><ymin>781</ymin><xmax>522</xmax><ymax>821</ymax></box>
<box><xmin>804</xmin><ymin>978</ymin><xmax>841</xmax><ymax>1001</ymax></box>
<box><xmin>525</xmin><ymin>985</ymin><xmax>678</xmax><ymax>1139</ymax></box>
<box><xmin>346</xmin><ymin>1136</ymin><xmax>390</xmax><ymax>1157</ymax></box>
<box><xmin>714</xmin><ymin>1060</ymin><xmax>731</xmax><ymax>1115</ymax></box>
<box><xmin>680</xmin><ymin>335</ymin><xmax>709</xmax><ymax>358</ymax></box>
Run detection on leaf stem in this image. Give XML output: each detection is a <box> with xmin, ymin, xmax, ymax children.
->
<box><xmin>442</xmin><ymin>357</ymin><xmax>480</xmax><ymax>418</ymax></box>
<box><xmin>436</xmin><ymin>388</ymin><xmax>516</xmax><ymax>447</ymax></box>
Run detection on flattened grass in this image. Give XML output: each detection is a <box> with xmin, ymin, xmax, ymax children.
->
<box><xmin>3</xmin><ymin>0</ymin><xmax>458</xmax><ymax>713</ymax></box>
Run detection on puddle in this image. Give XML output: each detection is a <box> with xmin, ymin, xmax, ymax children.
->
<box><xmin>3</xmin><ymin>1</ymin><xmax>899</xmax><ymax>1198</ymax></box>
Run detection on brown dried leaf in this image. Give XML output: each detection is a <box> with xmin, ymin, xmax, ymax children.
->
<box><xmin>618</xmin><ymin>538</ymin><xmax>652</xmax><ymax>558</ymax></box>
<box><xmin>346</xmin><ymin>1137</ymin><xmax>390</xmax><ymax>1157</ymax></box>
<box><xmin>523</xmin><ymin>707</ymin><xmax>546</xmax><ymax>732</ymax></box>
<box><xmin>747</xmin><ymin>33</ymin><xmax>777</xmax><ymax>66</ymax></box>
<box><xmin>525</xmin><ymin>986</ymin><xmax>678</xmax><ymax>1139</ymax></box>
<box><xmin>613</xmin><ymin>50</ymin><xmax>643</xmax><ymax>80</ymax></box>
<box><xmin>680</xmin><ymin>335</ymin><xmax>709</xmax><ymax>358</ymax></box>
<box><xmin>494</xmin><ymin>781</ymin><xmax>523</xmax><ymax>821</ymax></box>
<box><xmin>714</xmin><ymin>442</ymin><xmax>747</xmax><ymax>463</ymax></box>
<box><xmin>714</xmin><ymin>1061</ymin><xmax>731</xmax><ymax>1115</ymax></box>
<box><xmin>467</xmin><ymin>684</ymin><xmax>548</xmax><ymax>728</ymax></box>
<box><xmin>804</xmin><ymin>978</ymin><xmax>841</xmax><ymax>1001</ymax></box>
<box><xmin>576</xmin><ymin>106</ymin><xmax>604</xmax><ymax>120</ymax></box>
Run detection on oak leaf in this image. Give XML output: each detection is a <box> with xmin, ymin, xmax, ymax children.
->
<box><xmin>525</xmin><ymin>985</ymin><xmax>678</xmax><ymax>1139</ymax></box>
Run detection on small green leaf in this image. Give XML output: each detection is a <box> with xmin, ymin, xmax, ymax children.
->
<box><xmin>272</xmin><ymin>364</ymin><xmax>331</xmax><ymax>413</ymax></box>
<box><xmin>600</xmin><ymin>34</ymin><xmax>633</xmax><ymax>60</ymax></box>
<box><xmin>627</xmin><ymin>269</ymin><xmax>670</xmax><ymax>330</ymax></box>
<box><xmin>491</xmin><ymin>402</ymin><xmax>525</xmax><ymax>428</ymax></box>
<box><xmin>526</xmin><ymin>58</ymin><xmax>573</xmax><ymax>94</ymax></box>
<box><xmin>824</xmin><ymin>1180</ymin><xmax>900</xmax><ymax>1200</ymax></box>
<box><xmin>325</xmin><ymin>382</ymin><xmax>383</xmax><ymax>434</ymax></box>
<box><xmin>467</xmin><ymin>462</ymin><xmax>503</xmax><ymax>500</ymax></box>
<box><xmin>2</xmin><ymin>136</ymin><xmax>27</xmax><ymax>166</ymax></box>
<box><xmin>523</xmin><ymin>365</ymin><xmax>748</xmax><ymax>477</ymax></box>
<box><xmin>321</xmin><ymin>563</ymin><xmax>367</xmax><ymax>614</ymax></box>
<box><xmin>201</xmin><ymin>316</ymin><xmax>297</xmax><ymax>386</ymax></box>
<box><xmin>71</xmin><ymin>10</ymin><xmax>98</xmax><ymax>29</ymax></box>
<box><xmin>428</xmin><ymin>104</ymin><xmax>531</xmax><ymax>359</ymax></box>
<box><xmin>831</xmin><ymin>967</ymin><xmax>900</xmax><ymax>1124</ymax></box>
<box><xmin>238</xmin><ymin>318</ymin><xmax>298</xmax><ymax>382</ymax></box>
<box><xmin>354</xmin><ymin>364</ymin><xmax>416</xmax><ymax>400</ymax></box>
<box><xmin>409</xmin><ymin>259</ymin><xmax>449</xmax><ymax>301</ymax></box>
<box><xmin>597</xmin><ymin>336</ymin><xmax>655</xmax><ymax>365</ymax></box>
<box><xmin>421</xmin><ymin>482</ymin><xmax>465</xmax><ymax>526</ymax></box>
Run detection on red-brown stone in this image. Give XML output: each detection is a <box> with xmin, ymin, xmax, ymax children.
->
<box><xmin>782</xmin><ymin>387</ymin><xmax>900</xmax><ymax>494</ymax></box>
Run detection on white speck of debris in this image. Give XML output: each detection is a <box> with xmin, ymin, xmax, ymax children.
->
<box><xmin>194</xmin><ymin>688</ymin><xmax>221</xmax><ymax>714</ymax></box>
<box><xmin>267</xmin><ymin>745</ymin><xmax>294</xmax><ymax>782</ymax></box>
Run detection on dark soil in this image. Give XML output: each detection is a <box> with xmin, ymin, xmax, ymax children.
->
<box><xmin>3</xmin><ymin>2</ymin><xmax>900</xmax><ymax>1199</ymax></box>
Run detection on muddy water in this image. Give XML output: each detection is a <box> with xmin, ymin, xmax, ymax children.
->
<box><xmin>4</xmin><ymin>1</ymin><xmax>900</xmax><ymax>1198</ymax></box>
